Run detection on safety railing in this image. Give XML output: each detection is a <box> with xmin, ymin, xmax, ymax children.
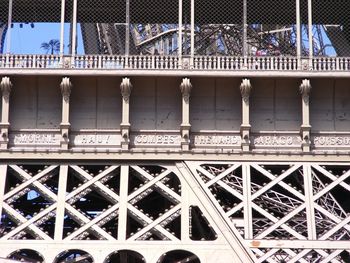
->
<box><xmin>1</xmin><ymin>54</ymin><xmax>350</xmax><ymax>72</ymax></box>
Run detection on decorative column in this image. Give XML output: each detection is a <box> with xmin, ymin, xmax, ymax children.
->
<box><xmin>120</xmin><ymin>77</ymin><xmax>132</xmax><ymax>150</ymax></box>
<box><xmin>240</xmin><ymin>78</ymin><xmax>252</xmax><ymax>152</ymax></box>
<box><xmin>0</xmin><ymin>77</ymin><xmax>12</xmax><ymax>150</ymax></box>
<box><xmin>300</xmin><ymin>79</ymin><xmax>312</xmax><ymax>152</ymax></box>
<box><xmin>60</xmin><ymin>77</ymin><xmax>72</xmax><ymax>150</ymax></box>
<box><xmin>180</xmin><ymin>78</ymin><xmax>192</xmax><ymax>151</ymax></box>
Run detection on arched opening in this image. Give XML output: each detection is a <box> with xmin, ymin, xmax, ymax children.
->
<box><xmin>7</xmin><ymin>249</ymin><xmax>45</xmax><ymax>263</ymax></box>
<box><xmin>104</xmin><ymin>250</ymin><xmax>145</xmax><ymax>263</ymax></box>
<box><xmin>157</xmin><ymin>250</ymin><xmax>200</xmax><ymax>263</ymax></box>
<box><xmin>54</xmin><ymin>249</ymin><xmax>93</xmax><ymax>263</ymax></box>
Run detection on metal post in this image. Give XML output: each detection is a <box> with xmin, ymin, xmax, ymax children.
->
<box><xmin>190</xmin><ymin>0</ymin><xmax>194</xmax><ymax>68</ymax></box>
<box><xmin>243</xmin><ymin>164</ymin><xmax>253</xmax><ymax>239</ymax></box>
<box><xmin>71</xmin><ymin>0</ymin><xmax>78</xmax><ymax>65</ymax></box>
<box><xmin>243</xmin><ymin>0</ymin><xmax>248</xmax><ymax>58</ymax></box>
<box><xmin>59</xmin><ymin>0</ymin><xmax>66</xmax><ymax>65</ymax></box>
<box><xmin>125</xmin><ymin>0</ymin><xmax>130</xmax><ymax>56</ymax></box>
<box><xmin>178</xmin><ymin>0</ymin><xmax>183</xmax><ymax>66</ymax></box>
<box><xmin>308</xmin><ymin>0</ymin><xmax>313</xmax><ymax>68</ymax></box>
<box><xmin>118</xmin><ymin>165</ymin><xmax>129</xmax><ymax>240</ymax></box>
<box><xmin>296</xmin><ymin>0</ymin><xmax>301</xmax><ymax>69</ymax></box>
<box><xmin>54</xmin><ymin>165</ymin><xmax>68</xmax><ymax>240</ymax></box>
<box><xmin>303</xmin><ymin>164</ymin><xmax>316</xmax><ymax>240</ymax></box>
<box><xmin>6</xmin><ymin>0</ymin><xmax>13</xmax><ymax>66</ymax></box>
<box><xmin>0</xmin><ymin>165</ymin><xmax>8</xmax><ymax>220</ymax></box>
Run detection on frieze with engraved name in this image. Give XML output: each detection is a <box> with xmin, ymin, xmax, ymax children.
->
<box><xmin>313</xmin><ymin>136</ymin><xmax>350</xmax><ymax>146</ymax></box>
<box><xmin>192</xmin><ymin>135</ymin><xmax>241</xmax><ymax>145</ymax></box>
<box><xmin>133</xmin><ymin>134</ymin><xmax>181</xmax><ymax>145</ymax></box>
<box><xmin>253</xmin><ymin>135</ymin><xmax>301</xmax><ymax>146</ymax></box>
<box><xmin>73</xmin><ymin>134</ymin><xmax>120</xmax><ymax>145</ymax></box>
<box><xmin>12</xmin><ymin>133</ymin><xmax>60</xmax><ymax>145</ymax></box>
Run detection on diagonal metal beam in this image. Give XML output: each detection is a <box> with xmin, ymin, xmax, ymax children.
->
<box><xmin>70</xmin><ymin>165</ymin><xmax>120</xmax><ymax>203</ymax></box>
<box><xmin>251</xmin><ymin>163</ymin><xmax>304</xmax><ymax>200</ymax></box>
<box><xmin>205</xmin><ymin>163</ymin><xmax>242</xmax><ymax>187</ymax></box>
<box><xmin>9</xmin><ymin>165</ymin><xmax>57</xmax><ymax>202</ymax></box>
<box><xmin>128</xmin><ymin>204</ymin><xmax>181</xmax><ymax>241</ymax></box>
<box><xmin>5</xmin><ymin>165</ymin><xmax>58</xmax><ymax>200</ymax></box>
<box><xmin>66</xmin><ymin>165</ymin><xmax>120</xmax><ymax>201</ymax></box>
<box><xmin>131</xmin><ymin>165</ymin><xmax>181</xmax><ymax>201</ymax></box>
<box><xmin>2</xmin><ymin>204</ymin><xmax>56</xmax><ymax>239</ymax></box>
<box><xmin>65</xmin><ymin>203</ymin><xmax>119</xmax><ymax>241</ymax></box>
<box><xmin>127</xmin><ymin>168</ymin><xmax>172</xmax><ymax>202</ymax></box>
<box><xmin>65</xmin><ymin>203</ymin><xmax>115</xmax><ymax>241</ymax></box>
<box><xmin>1</xmin><ymin>203</ymin><xmax>51</xmax><ymax>240</ymax></box>
<box><xmin>127</xmin><ymin>204</ymin><xmax>178</xmax><ymax>241</ymax></box>
<box><xmin>251</xmin><ymin>203</ymin><xmax>306</xmax><ymax>239</ymax></box>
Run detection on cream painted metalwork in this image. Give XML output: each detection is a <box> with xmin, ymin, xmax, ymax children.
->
<box><xmin>0</xmin><ymin>162</ymin><xmax>350</xmax><ymax>262</ymax></box>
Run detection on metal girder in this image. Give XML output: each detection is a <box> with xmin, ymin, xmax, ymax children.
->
<box><xmin>0</xmin><ymin>162</ymin><xmax>350</xmax><ymax>262</ymax></box>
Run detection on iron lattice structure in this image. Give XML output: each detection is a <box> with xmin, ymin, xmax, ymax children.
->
<box><xmin>0</xmin><ymin>162</ymin><xmax>350</xmax><ymax>262</ymax></box>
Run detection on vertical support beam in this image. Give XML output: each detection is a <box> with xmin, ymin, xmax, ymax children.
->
<box><xmin>5</xmin><ymin>0</ymin><xmax>13</xmax><ymax>66</ymax></box>
<box><xmin>71</xmin><ymin>0</ymin><xmax>78</xmax><ymax>66</ymax></box>
<box><xmin>60</xmin><ymin>77</ymin><xmax>72</xmax><ymax>150</ymax></box>
<box><xmin>120</xmin><ymin>78</ymin><xmax>132</xmax><ymax>150</ymax></box>
<box><xmin>180</xmin><ymin>78</ymin><xmax>192</xmax><ymax>151</ymax></box>
<box><xmin>0</xmin><ymin>165</ymin><xmax>8</xmax><ymax>220</ymax></box>
<box><xmin>242</xmin><ymin>164</ymin><xmax>253</xmax><ymax>239</ymax></box>
<box><xmin>59</xmin><ymin>0</ymin><xmax>66</xmax><ymax>65</ymax></box>
<box><xmin>54</xmin><ymin>165</ymin><xmax>68</xmax><ymax>240</ymax></box>
<box><xmin>296</xmin><ymin>0</ymin><xmax>302</xmax><ymax>69</ymax></box>
<box><xmin>118</xmin><ymin>165</ymin><xmax>129</xmax><ymax>240</ymax></box>
<box><xmin>0</xmin><ymin>77</ymin><xmax>12</xmax><ymax>150</ymax></box>
<box><xmin>300</xmin><ymin>79</ymin><xmax>311</xmax><ymax>152</ymax></box>
<box><xmin>242</xmin><ymin>0</ymin><xmax>248</xmax><ymax>68</ymax></box>
<box><xmin>303</xmin><ymin>164</ymin><xmax>316</xmax><ymax>240</ymax></box>
<box><xmin>308</xmin><ymin>0</ymin><xmax>313</xmax><ymax>69</ymax></box>
<box><xmin>125</xmin><ymin>0</ymin><xmax>130</xmax><ymax>56</ymax></box>
<box><xmin>178</xmin><ymin>0</ymin><xmax>183</xmax><ymax>68</ymax></box>
<box><xmin>190</xmin><ymin>0</ymin><xmax>194</xmax><ymax>68</ymax></box>
<box><xmin>240</xmin><ymin>79</ymin><xmax>252</xmax><ymax>152</ymax></box>
<box><xmin>181</xmin><ymin>176</ymin><xmax>189</xmax><ymax>241</ymax></box>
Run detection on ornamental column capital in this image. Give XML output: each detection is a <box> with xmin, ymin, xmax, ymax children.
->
<box><xmin>0</xmin><ymin>77</ymin><xmax>12</xmax><ymax>102</ymax></box>
<box><xmin>240</xmin><ymin>78</ymin><xmax>252</xmax><ymax>102</ymax></box>
<box><xmin>60</xmin><ymin>77</ymin><xmax>72</xmax><ymax>103</ymax></box>
<box><xmin>299</xmin><ymin>79</ymin><xmax>311</xmax><ymax>104</ymax></box>
<box><xmin>120</xmin><ymin>77</ymin><xmax>132</xmax><ymax>102</ymax></box>
<box><xmin>180</xmin><ymin>78</ymin><xmax>192</xmax><ymax>103</ymax></box>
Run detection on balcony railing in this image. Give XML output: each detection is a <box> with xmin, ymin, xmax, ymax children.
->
<box><xmin>1</xmin><ymin>54</ymin><xmax>350</xmax><ymax>72</ymax></box>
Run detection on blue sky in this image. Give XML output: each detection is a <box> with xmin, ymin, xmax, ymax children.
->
<box><xmin>2</xmin><ymin>22</ymin><xmax>337</xmax><ymax>56</ymax></box>
<box><xmin>4</xmin><ymin>22</ymin><xmax>84</xmax><ymax>54</ymax></box>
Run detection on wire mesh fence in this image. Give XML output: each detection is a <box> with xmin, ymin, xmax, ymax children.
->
<box><xmin>248</xmin><ymin>0</ymin><xmax>297</xmax><ymax>57</ymax></box>
<box><xmin>0</xmin><ymin>0</ymin><xmax>9</xmax><ymax>54</ymax></box>
<box><xmin>300</xmin><ymin>0</ymin><xmax>310</xmax><ymax>57</ymax></box>
<box><xmin>76</xmin><ymin>0</ymin><xmax>126</xmax><ymax>55</ymax></box>
<box><xmin>10</xmin><ymin>0</ymin><xmax>61</xmax><ymax>55</ymax></box>
<box><xmin>130</xmin><ymin>0</ymin><xmax>179</xmax><ymax>55</ymax></box>
<box><xmin>312</xmin><ymin>0</ymin><xmax>350</xmax><ymax>57</ymax></box>
<box><xmin>1</xmin><ymin>0</ymin><xmax>350</xmax><ymax>59</ymax></box>
<box><xmin>194</xmin><ymin>0</ymin><xmax>243</xmax><ymax>56</ymax></box>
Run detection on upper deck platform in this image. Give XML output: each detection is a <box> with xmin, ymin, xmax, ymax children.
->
<box><xmin>0</xmin><ymin>0</ymin><xmax>350</xmax><ymax>76</ymax></box>
<box><xmin>1</xmin><ymin>54</ymin><xmax>350</xmax><ymax>78</ymax></box>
